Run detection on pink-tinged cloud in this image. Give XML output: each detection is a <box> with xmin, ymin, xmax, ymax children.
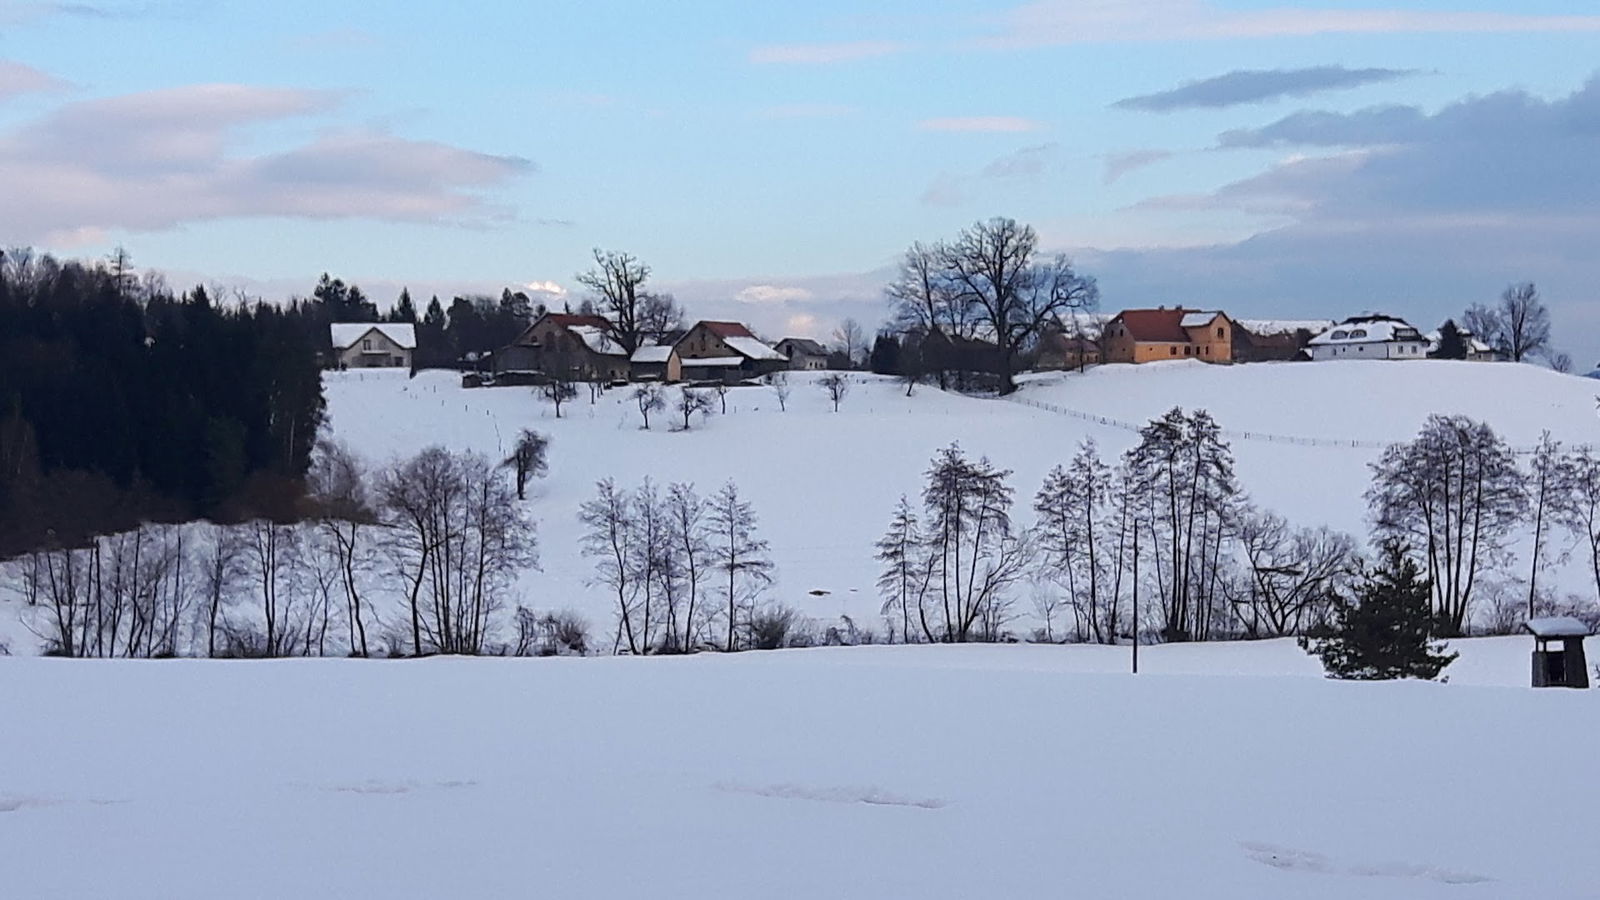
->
<box><xmin>0</xmin><ymin>60</ymin><xmax>69</xmax><ymax>102</ymax></box>
<box><xmin>748</xmin><ymin>40</ymin><xmax>907</xmax><ymax>64</ymax></box>
<box><xmin>0</xmin><ymin>83</ymin><xmax>533</xmax><ymax>244</ymax></box>
<box><xmin>918</xmin><ymin>116</ymin><xmax>1040</xmax><ymax>133</ymax></box>
<box><xmin>981</xmin><ymin>0</ymin><xmax>1600</xmax><ymax>47</ymax></box>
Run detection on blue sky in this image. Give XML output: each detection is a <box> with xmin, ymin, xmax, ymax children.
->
<box><xmin>4</xmin><ymin>0</ymin><xmax>1600</xmax><ymax>359</ymax></box>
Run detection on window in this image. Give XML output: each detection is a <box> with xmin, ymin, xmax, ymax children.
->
<box><xmin>1184</xmin><ymin>346</ymin><xmax>1192</xmax><ymax>356</ymax></box>
<box><xmin>1331</xmin><ymin>330</ymin><xmax>1348</xmax><ymax>340</ymax></box>
<box><xmin>362</xmin><ymin>339</ymin><xmax>372</xmax><ymax>351</ymax></box>
<box><xmin>1170</xmin><ymin>346</ymin><xmax>1177</xmax><ymax>356</ymax></box>
<box><xmin>1350</xmin><ymin>329</ymin><xmax>1368</xmax><ymax>339</ymax></box>
<box><xmin>1216</xmin><ymin>327</ymin><xmax>1224</xmax><ymax>338</ymax></box>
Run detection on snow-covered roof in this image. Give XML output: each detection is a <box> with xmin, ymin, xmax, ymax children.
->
<box><xmin>570</xmin><ymin>325</ymin><xmax>627</xmax><ymax>357</ymax></box>
<box><xmin>1525</xmin><ymin>616</ymin><xmax>1590</xmax><ymax>637</ymax></box>
<box><xmin>777</xmin><ymin>338</ymin><xmax>828</xmax><ymax>357</ymax></box>
<box><xmin>722</xmin><ymin>335</ymin><xmax>785</xmax><ymax>361</ymax></box>
<box><xmin>1424</xmin><ymin>330</ymin><xmax>1494</xmax><ymax>355</ymax></box>
<box><xmin>631</xmin><ymin>345</ymin><xmax>675</xmax><ymax>363</ymax></box>
<box><xmin>1180</xmin><ymin>311</ymin><xmax>1224</xmax><ymax>328</ymax></box>
<box><xmin>680</xmin><ymin>356</ymin><xmax>745</xmax><ymax>368</ymax></box>
<box><xmin>1237</xmin><ymin>319</ymin><xmax>1335</xmax><ymax>336</ymax></box>
<box><xmin>1308</xmin><ymin>318</ymin><xmax>1426</xmax><ymax>346</ymax></box>
<box><xmin>331</xmin><ymin>323</ymin><xmax>417</xmax><ymax>350</ymax></box>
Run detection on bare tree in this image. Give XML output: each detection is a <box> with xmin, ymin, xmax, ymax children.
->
<box><xmin>1561</xmin><ymin>449</ymin><xmax>1600</xmax><ymax>608</ymax></box>
<box><xmin>921</xmin><ymin>444</ymin><xmax>1029</xmax><ymax>641</ymax></box>
<box><xmin>1234</xmin><ymin>509</ymin><xmax>1354</xmax><ymax>637</ymax></box>
<box><xmin>766</xmin><ymin>371</ymin><xmax>790</xmax><ymax>411</ymax></box>
<box><xmin>1121</xmin><ymin>408</ymin><xmax>1241</xmax><ymax>641</ymax></box>
<box><xmin>1497</xmin><ymin>282</ymin><xmax>1551</xmax><ymax>363</ymax></box>
<box><xmin>819</xmin><ymin>372</ymin><xmax>849</xmax><ymax>412</ymax></box>
<box><xmin>541</xmin><ymin>379</ymin><xmax>577</xmax><ymax>418</ymax></box>
<box><xmin>1548</xmin><ymin>350</ymin><xmax>1574</xmax><ymax>374</ymax></box>
<box><xmin>1366</xmin><ymin>415</ymin><xmax>1527</xmax><ymax>635</ymax></box>
<box><xmin>832</xmin><ymin>318</ymin><xmax>866</xmax><ymax>368</ymax></box>
<box><xmin>633</xmin><ymin>383</ymin><xmax>666</xmax><ymax>430</ymax></box>
<box><xmin>199</xmin><ymin>524</ymin><xmax>245</xmax><ymax>657</ymax></box>
<box><xmin>713</xmin><ymin>382</ymin><xmax>729</xmax><ymax>414</ymax></box>
<box><xmin>663</xmin><ymin>482</ymin><xmax>710</xmax><ymax>652</ymax></box>
<box><xmin>1033</xmin><ymin>439</ymin><xmax>1120</xmax><ymax>643</ymax></box>
<box><xmin>376</xmin><ymin>447</ymin><xmax>537</xmax><ymax>655</ymax></box>
<box><xmin>576</xmin><ymin>249</ymin><xmax>652</xmax><ymax>353</ymax></box>
<box><xmin>578</xmin><ymin>478</ymin><xmax>644</xmax><ymax>654</ymax></box>
<box><xmin>309</xmin><ymin>441</ymin><xmax>378</xmax><ymax>656</ymax></box>
<box><xmin>939</xmin><ymin>217</ymin><xmax>1098</xmax><ymax>394</ymax></box>
<box><xmin>875</xmin><ymin>495</ymin><xmax>934</xmax><ymax>643</ymax></box>
<box><xmin>638</xmin><ymin>292</ymin><xmax>684</xmax><ymax>343</ymax></box>
<box><xmin>1526</xmin><ymin>431</ymin><xmax>1576</xmax><ymax>619</ymax></box>
<box><xmin>676</xmin><ymin>387</ymin><xmax>713</xmax><ymax>430</ymax></box>
<box><xmin>706</xmin><ymin>480</ymin><xmax>773</xmax><ymax>651</ymax></box>
<box><xmin>502</xmin><ymin>429</ymin><xmax>550</xmax><ymax>500</ymax></box>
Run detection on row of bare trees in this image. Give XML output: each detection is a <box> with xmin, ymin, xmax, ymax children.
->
<box><xmin>875</xmin><ymin>418</ymin><xmax>1362</xmax><ymax>644</ymax></box>
<box><xmin>6</xmin><ymin>441</ymin><xmax>544</xmax><ymax>657</ymax></box>
<box><xmin>579</xmin><ymin>478</ymin><xmax>774</xmax><ymax>653</ymax></box>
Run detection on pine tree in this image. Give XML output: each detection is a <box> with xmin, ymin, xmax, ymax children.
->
<box><xmin>1432</xmin><ymin>319</ymin><xmax>1468</xmax><ymax>359</ymax></box>
<box><xmin>1301</xmin><ymin>542</ymin><xmax>1457</xmax><ymax>681</ymax></box>
<box><xmin>392</xmin><ymin>288</ymin><xmax>418</xmax><ymax>323</ymax></box>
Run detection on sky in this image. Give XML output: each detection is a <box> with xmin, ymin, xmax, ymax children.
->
<box><xmin>3</xmin><ymin>0</ymin><xmax>1600</xmax><ymax>361</ymax></box>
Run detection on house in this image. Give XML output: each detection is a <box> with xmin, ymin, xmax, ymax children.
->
<box><xmin>1425</xmin><ymin>324</ymin><xmax>1499</xmax><ymax>361</ymax></box>
<box><xmin>1034</xmin><ymin>330</ymin><xmax>1103</xmax><ymax>371</ymax></box>
<box><xmin>1232</xmin><ymin>320</ymin><xmax>1333</xmax><ymax>363</ymax></box>
<box><xmin>1102</xmin><ymin>309</ymin><xmax>1235</xmax><ymax>364</ymax></box>
<box><xmin>630</xmin><ymin>343</ymin><xmax>682</xmax><ymax>382</ymax></box>
<box><xmin>674</xmin><ymin>321</ymin><xmax>787</xmax><ymax>382</ymax></box>
<box><xmin>774</xmin><ymin>338</ymin><xmax>829</xmax><ymax>371</ymax></box>
<box><xmin>330</xmin><ymin>323</ymin><xmax>415</xmax><ymax>369</ymax></box>
<box><xmin>495</xmin><ymin>312</ymin><xmax>630</xmax><ymax>382</ymax></box>
<box><xmin>1307</xmin><ymin>315</ymin><xmax>1430</xmax><ymax>361</ymax></box>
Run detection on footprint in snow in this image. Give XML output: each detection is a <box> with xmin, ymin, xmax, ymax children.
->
<box><xmin>715</xmin><ymin>782</ymin><xmax>946</xmax><ymax>810</ymax></box>
<box><xmin>1240</xmin><ymin>841</ymin><xmax>1492</xmax><ymax>884</ymax></box>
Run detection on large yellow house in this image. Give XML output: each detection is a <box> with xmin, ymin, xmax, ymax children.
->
<box><xmin>1103</xmin><ymin>309</ymin><xmax>1235</xmax><ymax>364</ymax></box>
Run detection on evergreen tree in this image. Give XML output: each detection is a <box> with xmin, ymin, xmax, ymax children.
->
<box><xmin>869</xmin><ymin>333</ymin><xmax>901</xmax><ymax>375</ymax></box>
<box><xmin>1432</xmin><ymin>319</ymin><xmax>1468</xmax><ymax>359</ymax></box>
<box><xmin>392</xmin><ymin>288</ymin><xmax>418</xmax><ymax>323</ymax></box>
<box><xmin>1301</xmin><ymin>542</ymin><xmax>1457</xmax><ymax>680</ymax></box>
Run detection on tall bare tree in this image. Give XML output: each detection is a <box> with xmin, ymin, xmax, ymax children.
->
<box><xmin>1497</xmin><ymin>281</ymin><xmax>1550</xmax><ymax>363</ymax></box>
<box><xmin>706</xmin><ymin>480</ymin><xmax>773</xmax><ymax>651</ymax></box>
<box><xmin>1366</xmin><ymin>415</ymin><xmax>1527</xmax><ymax>635</ymax></box>
<box><xmin>576</xmin><ymin>249</ymin><xmax>653</xmax><ymax>353</ymax></box>
<box><xmin>832</xmin><ymin>318</ymin><xmax>866</xmax><ymax>368</ymax></box>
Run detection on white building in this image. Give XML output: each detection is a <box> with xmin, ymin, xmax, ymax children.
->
<box><xmin>1307</xmin><ymin>315</ymin><xmax>1429</xmax><ymax>361</ymax></box>
<box><xmin>330</xmin><ymin>323</ymin><xmax>416</xmax><ymax>369</ymax></box>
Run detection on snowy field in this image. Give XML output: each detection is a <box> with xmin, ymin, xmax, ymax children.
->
<box><xmin>2</xmin><ymin>638</ymin><xmax>1596</xmax><ymax>899</ymax></box>
<box><xmin>320</xmin><ymin>360</ymin><xmax>1600</xmax><ymax>637</ymax></box>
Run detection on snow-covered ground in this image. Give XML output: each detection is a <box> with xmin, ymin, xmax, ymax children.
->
<box><xmin>1</xmin><ymin>639</ymin><xmax>1595</xmax><ymax>899</ymax></box>
<box><xmin>319</xmin><ymin>360</ymin><xmax>1600</xmax><ymax>636</ymax></box>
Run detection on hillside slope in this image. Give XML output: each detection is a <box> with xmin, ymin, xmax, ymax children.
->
<box><xmin>321</xmin><ymin>360</ymin><xmax>1600</xmax><ymax>637</ymax></box>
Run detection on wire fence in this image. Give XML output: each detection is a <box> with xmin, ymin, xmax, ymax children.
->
<box><xmin>1004</xmin><ymin>395</ymin><xmax>1593</xmax><ymax>456</ymax></box>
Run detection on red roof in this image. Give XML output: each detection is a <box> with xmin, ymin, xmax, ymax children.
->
<box><xmin>544</xmin><ymin>313</ymin><xmax>614</xmax><ymax>330</ymax></box>
<box><xmin>1113</xmin><ymin>309</ymin><xmax>1191</xmax><ymax>343</ymax></box>
<box><xmin>700</xmin><ymin>321</ymin><xmax>755</xmax><ymax>339</ymax></box>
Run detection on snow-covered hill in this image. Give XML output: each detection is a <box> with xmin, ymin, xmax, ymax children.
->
<box><xmin>2</xmin><ymin>642</ymin><xmax>1596</xmax><ymax>899</ymax></box>
<box><xmin>321</xmin><ymin>360</ymin><xmax>1600</xmax><ymax>637</ymax></box>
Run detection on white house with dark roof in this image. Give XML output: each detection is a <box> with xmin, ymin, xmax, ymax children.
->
<box><xmin>1307</xmin><ymin>315</ymin><xmax>1429</xmax><ymax>361</ymax></box>
<box><xmin>330</xmin><ymin>323</ymin><xmax>416</xmax><ymax>369</ymax></box>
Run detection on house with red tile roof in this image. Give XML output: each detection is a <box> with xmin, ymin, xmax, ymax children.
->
<box><xmin>1102</xmin><ymin>308</ymin><xmax>1236</xmax><ymax>365</ymax></box>
<box><xmin>674</xmin><ymin>321</ymin><xmax>787</xmax><ymax>381</ymax></box>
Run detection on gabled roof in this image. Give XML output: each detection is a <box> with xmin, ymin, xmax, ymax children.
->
<box><xmin>331</xmin><ymin>322</ymin><xmax>417</xmax><ymax>350</ymax></box>
<box><xmin>570</xmin><ymin>324</ymin><xmax>627</xmax><ymax>356</ymax></box>
<box><xmin>700</xmin><ymin>321</ymin><xmax>756</xmax><ymax>339</ymax></box>
<box><xmin>1111</xmin><ymin>309</ymin><xmax>1191</xmax><ymax>343</ymax></box>
<box><xmin>544</xmin><ymin>313</ymin><xmax>613</xmax><ymax>329</ymax></box>
<box><xmin>631</xmin><ymin>344</ymin><xmax>675</xmax><ymax>363</ymax></box>
<box><xmin>777</xmin><ymin>337</ymin><xmax>828</xmax><ymax>357</ymax></box>
<box><xmin>1179</xmin><ymin>311</ymin><xmax>1226</xmax><ymax>329</ymax></box>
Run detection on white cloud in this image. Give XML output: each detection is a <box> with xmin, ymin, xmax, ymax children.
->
<box><xmin>0</xmin><ymin>60</ymin><xmax>68</xmax><ymax>102</ymax></box>
<box><xmin>1102</xmin><ymin>149</ymin><xmax>1173</xmax><ymax>184</ymax></box>
<box><xmin>522</xmin><ymin>280</ymin><xmax>567</xmax><ymax>297</ymax></box>
<box><xmin>980</xmin><ymin>0</ymin><xmax>1600</xmax><ymax>47</ymax></box>
<box><xmin>0</xmin><ymin>83</ymin><xmax>533</xmax><ymax>244</ymax></box>
<box><xmin>735</xmin><ymin>284</ymin><xmax>814</xmax><ymax>304</ymax></box>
